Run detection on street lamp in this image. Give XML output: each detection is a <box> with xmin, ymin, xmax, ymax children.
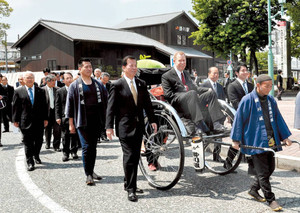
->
<box><xmin>268</xmin><ymin>0</ymin><xmax>286</xmax><ymax>96</ymax></box>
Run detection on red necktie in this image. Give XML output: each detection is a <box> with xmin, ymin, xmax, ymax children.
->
<box><xmin>181</xmin><ymin>72</ymin><xmax>186</xmax><ymax>85</ymax></box>
<box><xmin>181</xmin><ymin>72</ymin><xmax>188</xmax><ymax>91</ymax></box>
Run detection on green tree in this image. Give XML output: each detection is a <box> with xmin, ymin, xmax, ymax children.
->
<box><xmin>286</xmin><ymin>0</ymin><xmax>300</xmax><ymax>58</ymax></box>
<box><xmin>190</xmin><ymin>0</ymin><xmax>281</xmax><ymax>74</ymax></box>
<box><xmin>247</xmin><ymin>51</ymin><xmax>269</xmax><ymax>72</ymax></box>
<box><xmin>0</xmin><ymin>0</ymin><xmax>12</xmax><ymax>40</ymax></box>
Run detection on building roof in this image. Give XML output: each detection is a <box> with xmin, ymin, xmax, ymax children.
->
<box><xmin>13</xmin><ymin>19</ymin><xmax>210</xmax><ymax>59</ymax></box>
<box><xmin>115</xmin><ymin>11</ymin><xmax>198</xmax><ymax>29</ymax></box>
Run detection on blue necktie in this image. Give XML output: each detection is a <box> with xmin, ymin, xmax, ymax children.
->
<box><xmin>28</xmin><ymin>87</ymin><xmax>34</xmax><ymax>105</ymax></box>
<box><xmin>213</xmin><ymin>82</ymin><xmax>217</xmax><ymax>92</ymax></box>
<box><xmin>243</xmin><ymin>82</ymin><xmax>248</xmax><ymax>94</ymax></box>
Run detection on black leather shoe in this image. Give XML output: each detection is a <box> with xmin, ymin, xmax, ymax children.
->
<box><xmin>92</xmin><ymin>172</ymin><xmax>102</xmax><ymax>180</ymax></box>
<box><xmin>136</xmin><ymin>188</ymin><xmax>144</xmax><ymax>194</ymax></box>
<box><xmin>34</xmin><ymin>158</ymin><xmax>42</xmax><ymax>164</ymax></box>
<box><xmin>72</xmin><ymin>153</ymin><xmax>79</xmax><ymax>159</ymax></box>
<box><xmin>128</xmin><ymin>192</ymin><xmax>138</xmax><ymax>202</ymax></box>
<box><xmin>27</xmin><ymin>164</ymin><xmax>35</xmax><ymax>171</ymax></box>
<box><xmin>0</xmin><ymin>142</ymin><xmax>3</xmax><ymax>147</ymax></box>
<box><xmin>248</xmin><ymin>190</ymin><xmax>266</xmax><ymax>202</ymax></box>
<box><xmin>62</xmin><ymin>155</ymin><xmax>69</xmax><ymax>162</ymax></box>
<box><xmin>2</xmin><ymin>130</ymin><xmax>9</xmax><ymax>133</ymax></box>
<box><xmin>86</xmin><ymin>175</ymin><xmax>95</xmax><ymax>186</ymax></box>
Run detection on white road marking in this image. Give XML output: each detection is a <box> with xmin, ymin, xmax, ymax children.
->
<box><xmin>15</xmin><ymin>148</ymin><xmax>71</xmax><ymax>213</ymax></box>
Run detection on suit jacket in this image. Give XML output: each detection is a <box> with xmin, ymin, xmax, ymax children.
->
<box><xmin>55</xmin><ymin>86</ymin><xmax>68</xmax><ymax>124</ymax></box>
<box><xmin>2</xmin><ymin>84</ymin><xmax>14</xmax><ymax>119</ymax></box>
<box><xmin>12</xmin><ymin>86</ymin><xmax>48</xmax><ymax>130</ymax></box>
<box><xmin>106</xmin><ymin>77</ymin><xmax>155</xmax><ymax>138</ymax></box>
<box><xmin>56</xmin><ymin>81</ymin><xmax>65</xmax><ymax>88</ymax></box>
<box><xmin>194</xmin><ymin>76</ymin><xmax>201</xmax><ymax>87</ymax></box>
<box><xmin>200</xmin><ymin>80</ymin><xmax>225</xmax><ymax>100</ymax></box>
<box><xmin>43</xmin><ymin>86</ymin><xmax>58</xmax><ymax>119</ymax></box>
<box><xmin>227</xmin><ymin>79</ymin><xmax>254</xmax><ymax>110</ymax></box>
<box><xmin>161</xmin><ymin>68</ymin><xmax>209</xmax><ymax>104</ymax></box>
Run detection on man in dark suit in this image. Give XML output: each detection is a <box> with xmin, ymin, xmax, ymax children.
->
<box><xmin>106</xmin><ymin>56</ymin><xmax>157</xmax><ymax>202</ymax></box>
<box><xmin>228</xmin><ymin>63</ymin><xmax>254</xmax><ymax>110</ymax></box>
<box><xmin>98</xmin><ymin>72</ymin><xmax>110</xmax><ymax>142</ymax></box>
<box><xmin>223</xmin><ymin>71</ymin><xmax>232</xmax><ymax>102</ymax></box>
<box><xmin>225</xmin><ymin>63</ymin><xmax>254</xmax><ymax>169</ymax></box>
<box><xmin>43</xmin><ymin>74</ymin><xmax>61</xmax><ymax>151</ymax></box>
<box><xmin>276</xmin><ymin>70</ymin><xmax>283</xmax><ymax>101</ymax></box>
<box><xmin>193</xmin><ymin>70</ymin><xmax>202</xmax><ymax>87</ymax></box>
<box><xmin>161</xmin><ymin>51</ymin><xmax>226</xmax><ymax>135</ymax></box>
<box><xmin>1</xmin><ymin>76</ymin><xmax>14</xmax><ymax>132</ymax></box>
<box><xmin>55</xmin><ymin>72</ymin><xmax>79</xmax><ymax>162</ymax></box>
<box><xmin>200</xmin><ymin>67</ymin><xmax>226</xmax><ymax>162</ymax></box>
<box><xmin>0</xmin><ymin>77</ymin><xmax>6</xmax><ymax>147</ymax></box>
<box><xmin>12</xmin><ymin>71</ymin><xmax>48</xmax><ymax>171</ymax></box>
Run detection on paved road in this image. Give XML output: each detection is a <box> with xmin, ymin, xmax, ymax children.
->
<box><xmin>0</xmin><ymin>125</ymin><xmax>300</xmax><ymax>213</ymax></box>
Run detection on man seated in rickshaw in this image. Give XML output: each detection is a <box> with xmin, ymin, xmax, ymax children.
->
<box><xmin>161</xmin><ymin>51</ymin><xmax>227</xmax><ymax>136</ymax></box>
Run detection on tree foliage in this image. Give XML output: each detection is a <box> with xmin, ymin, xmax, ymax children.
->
<box><xmin>190</xmin><ymin>0</ymin><xmax>281</xmax><ymax>74</ymax></box>
<box><xmin>286</xmin><ymin>0</ymin><xmax>300</xmax><ymax>58</ymax></box>
<box><xmin>0</xmin><ymin>0</ymin><xmax>12</xmax><ymax>41</ymax></box>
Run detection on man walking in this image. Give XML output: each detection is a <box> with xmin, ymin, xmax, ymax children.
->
<box><xmin>55</xmin><ymin>72</ymin><xmax>79</xmax><ymax>162</ymax></box>
<box><xmin>231</xmin><ymin>74</ymin><xmax>292</xmax><ymax>211</ymax></box>
<box><xmin>106</xmin><ymin>55</ymin><xmax>157</xmax><ymax>202</ymax></box>
<box><xmin>12</xmin><ymin>71</ymin><xmax>48</xmax><ymax>171</ymax></box>
<box><xmin>1</xmin><ymin>76</ymin><xmax>14</xmax><ymax>133</ymax></box>
<box><xmin>66</xmin><ymin>58</ymin><xmax>107</xmax><ymax>185</ymax></box>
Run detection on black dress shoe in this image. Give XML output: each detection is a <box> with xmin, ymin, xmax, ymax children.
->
<box><xmin>72</xmin><ymin>153</ymin><xmax>79</xmax><ymax>159</ymax></box>
<box><xmin>34</xmin><ymin>158</ymin><xmax>42</xmax><ymax>164</ymax></box>
<box><xmin>27</xmin><ymin>164</ymin><xmax>35</xmax><ymax>171</ymax></box>
<box><xmin>86</xmin><ymin>175</ymin><xmax>95</xmax><ymax>186</ymax></box>
<box><xmin>92</xmin><ymin>172</ymin><xmax>102</xmax><ymax>180</ymax></box>
<box><xmin>0</xmin><ymin>142</ymin><xmax>3</xmax><ymax>147</ymax></box>
<box><xmin>2</xmin><ymin>130</ymin><xmax>9</xmax><ymax>133</ymax></box>
<box><xmin>62</xmin><ymin>155</ymin><xmax>69</xmax><ymax>162</ymax></box>
<box><xmin>128</xmin><ymin>192</ymin><xmax>138</xmax><ymax>202</ymax></box>
<box><xmin>136</xmin><ymin>188</ymin><xmax>144</xmax><ymax>194</ymax></box>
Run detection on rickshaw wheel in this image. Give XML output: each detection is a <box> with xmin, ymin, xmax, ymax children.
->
<box><xmin>204</xmin><ymin>101</ymin><xmax>242</xmax><ymax>175</ymax></box>
<box><xmin>139</xmin><ymin>111</ymin><xmax>184</xmax><ymax>190</ymax></box>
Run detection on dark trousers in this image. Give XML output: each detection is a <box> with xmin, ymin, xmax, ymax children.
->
<box><xmin>251</xmin><ymin>152</ymin><xmax>276</xmax><ymax>203</ymax></box>
<box><xmin>119</xmin><ymin>132</ymin><xmax>143</xmax><ymax>193</ymax></box>
<box><xmin>276</xmin><ymin>86</ymin><xmax>283</xmax><ymax>99</ymax></box>
<box><xmin>61</xmin><ymin>122</ymin><xmax>79</xmax><ymax>156</ymax></box>
<box><xmin>77</xmin><ymin>127</ymin><xmax>98</xmax><ymax>176</ymax></box>
<box><xmin>45</xmin><ymin>109</ymin><xmax>61</xmax><ymax>149</ymax></box>
<box><xmin>2</xmin><ymin>108</ymin><xmax>10</xmax><ymax>131</ymax></box>
<box><xmin>173</xmin><ymin>90</ymin><xmax>224</xmax><ymax>124</ymax></box>
<box><xmin>21</xmin><ymin>125</ymin><xmax>44</xmax><ymax>165</ymax></box>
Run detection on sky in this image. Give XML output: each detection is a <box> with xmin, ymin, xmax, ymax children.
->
<box><xmin>3</xmin><ymin>0</ymin><xmax>196</xmax><ymax>42</ymax></box>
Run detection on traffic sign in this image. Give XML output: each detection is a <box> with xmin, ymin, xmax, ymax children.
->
<box><xmin>227</xmin><ymin>60</ymin><xmax>232</xmax><ymax>65</ymax></box>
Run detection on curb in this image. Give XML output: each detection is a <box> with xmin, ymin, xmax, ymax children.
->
<box><xmin>276</xmin><ymin>154</ymin><xmax>300</xmax><ymax>172</ymax></box>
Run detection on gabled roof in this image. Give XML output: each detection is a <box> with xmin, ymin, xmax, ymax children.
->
<box><xmin>115</xmin><ymin>11</ymin><xmax>198</xmax><ymax>29</ymax></box>
<box><xmin>12</xmin><ymin>19</ymin><xmax>210</xmax><ymax>59</ymax></box>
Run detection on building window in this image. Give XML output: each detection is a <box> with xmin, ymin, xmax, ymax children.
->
<box><xmin>182</xmin><ymin>35</ymin><xmax>187</xmax><ymax>46</ymax></box>
<box><xmin>47</xmin><ymin>59</ymin><xmax>57</xmax><ymax>70</ymax></box>
<box><xmin>177</xmin><ymin>35</ymin><xmax>182</xmax><ymax>45</ymax></box>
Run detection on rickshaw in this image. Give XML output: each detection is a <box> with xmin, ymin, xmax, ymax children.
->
<box><xmin>137</xmin><ymin>68</ymin><xmax>241</xmax><ymax>190</ymax></box>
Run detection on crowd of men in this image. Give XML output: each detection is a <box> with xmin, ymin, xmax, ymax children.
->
<box><xmin>0</xmin><ymin>52</ymin><xmax>294</xmax><ymax>209</ymax></box>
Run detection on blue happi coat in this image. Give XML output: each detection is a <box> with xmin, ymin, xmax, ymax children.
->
<box><xmin>231</xmin><ymin>90</ymin><xmax>291</xmax><ymax>155</ymax></box>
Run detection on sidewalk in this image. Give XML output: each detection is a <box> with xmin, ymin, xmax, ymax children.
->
<box><xmin>274</xmin><ymin>91</ymin><xmax>300</xmax><ymax>172</ymax></box>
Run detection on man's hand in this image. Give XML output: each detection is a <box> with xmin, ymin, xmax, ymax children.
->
<box><xmin>231</xmin><ymin>141</ymin><xmax>240</xmax><ymax>150</ymax></box>
<box><xmin>14</xmin><ymin>122</ymin><xmax>19</xmax><ymax>127</ymax></box>
<box><xmin>44</xmin><ymin>120</ymin><xmax>48</xmax><ymax>127</ymax></box>
<box><xmin>106</xmin><ymin>129</ymin><xmax>114</xmax><ymax>140</ymax></box>
<box><xmin>283</xmin><ymin>138</ymin><xmax>293</xmax><ymax>146</ymax></box>
<box><xmin>151</xmin><ymin>123</ymin><xmax>157</xmax><ymax>133</ymax></box>
<box><xmin>56</xmin><ymin>119</ymin><xmax>61</xmax><ymax>125</ymax></box>
<box><xmin>69</xmin><ymin>124</ymin><xmax>76</xmax><ymax>134</ymax></box>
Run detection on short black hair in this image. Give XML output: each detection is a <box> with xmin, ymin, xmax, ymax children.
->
<box><xmin>78</xmin><ymin>58</ymin><xmax>91</xmax><ymax>67</ymax></box>
<box><xmin>122</xmin><ymin>55</ymin><xmax>136</xmax><ymax>67</ymax></box>
<box><xmin>62</xmin><ymin>72</ymin><xmax>73</xmax><ymax>79</ymax></box>
<box><xmin>278</xmin><ymin>70</ymin><xmax>282</xmax><ymax>74</ymax></box>
<box><xmin>43</xmin><ymin>67</ymin><xmax>50</xmax><ymax>73</ymax></box>
<box><xmin>235</xmin><ymin>63</ymin><xmax>248</xmax><ymax>73</ymax></box>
